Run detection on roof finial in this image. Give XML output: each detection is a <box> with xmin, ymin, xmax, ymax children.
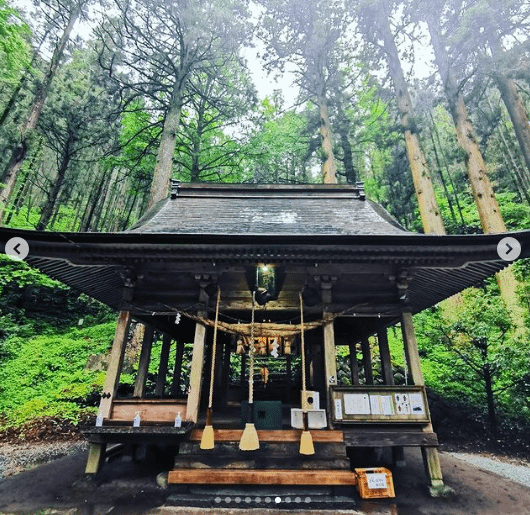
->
<box><xmin>356</xmin><ymin>181</ymin><xmax>365</xmax><ymax>200</ymax></box>
<box><xmin>170</xmin><ymin>180</ymin><xmax>181</xmax><ymax>199</ymax></box>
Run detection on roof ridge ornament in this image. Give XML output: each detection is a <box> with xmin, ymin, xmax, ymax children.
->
<box><xmin>356</xmin><ymin>181</ymin><xmax>366</xmax><ymax>200</ymax></box>
<box><xmin>170</xmin><ymin>179</ymin><xmax>181</xmax><ymax>199</ymax></box>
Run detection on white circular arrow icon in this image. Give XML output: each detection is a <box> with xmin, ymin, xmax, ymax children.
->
<box><xmin>497</xmin><ymin>237</ymin><xmax>521</xmax><ymax>262</ymax></box>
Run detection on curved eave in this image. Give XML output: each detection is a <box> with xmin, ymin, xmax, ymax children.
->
<box><xmin>1</xmin><ymin>228</ymin><xmax>529</xmax><ymax>316</ymax></box>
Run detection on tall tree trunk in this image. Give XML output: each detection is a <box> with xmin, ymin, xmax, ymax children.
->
<box><xmin>377</xmin><ymin>15</ymin><xmax>446</xmax><ymax>235</ymax></box>
<box><xmin>428</xmin><ymin>111</ymin><xmax>467</xmax><ymax>229</ymax></box>
<box><xmin>336</xmin><ymin>106</ymin><xmax>357</xmax><ymax>184</ymax></box>
<box><xmin>428</xmin><ymin>20</ymin><xmax>526</xmax><ymax>332</ymax></box>
<box><xmin>0</xmin><ymin>3</ymin><xmax>82</xmax><ymax>222</ymax></box>
<box><xmin>146</xmin><ymin>85</ymin><xmax>184</xmax><ymax>208</ymax></box>
<box><xmin>37</xmin><ymin>136</ymin><xmax>73</xmax><ymax>230</ymax></box>
<box><xmin>4</xmin><ymin>137</ymin><xmax>43</xmax><ymax>225</ymax></box>
<box><xmin>318</xmin><ymin>94</ymin><xmax>337</xmax><ymax>184</ymax></box>
<box><xmin>82</xmin><ymin>170</ymin><xmax>107</xmax><ymax>232</ymax></box>
<box><xmin>483</xmin><ymin>364</ymin><xmax>497</xmax><ymax>435</ymax></box>
<box><xmin>488</xmin><ymin>34</ymin><xmax>530</xmax><ymax>186</ymax></box>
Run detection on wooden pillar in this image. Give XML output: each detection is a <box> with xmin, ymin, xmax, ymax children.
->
<box><xmin>85</xmin><ymin>442</ymin><xmax>107</xmax><ymax>475</ymax></box>
<box><xmin>348</xmin><ymin>343</ymin><xmax>360</xmax><ymax>385</ymax></box>
<box><xmin>377</xmin><ymin>327</ymin><xmax>394</xmax><ymax>385</ymax></box>
<box><xmin>171</xmin><ymin>340</ymin><xmax>185</xmax><ymax>397</ymax></box>
<box><xmin>98</xmin><ymin>310</ymin><xmax>132</xmax><ymax>418</ymax></box>
<box><xmin>323</xmin><ymin>320</ymin><xmax>337</xmax><ymax>427</ymax></box>
<box><xmin>186</xmin><ymin>320</ymin><xmax>207</xmax><ymax>422</ymax></box>
<box><xmin>401</xmin><ymin>310</ymin><xmax>447</xmax><ymax>493</ymax></box>
<box><xmin>400</xmin><ymin>310</ymin><xmax>424</xmax><ymax>385</ymax></box>
<box><xmin>133</xmin><ymin>324</ymin><xmax>154</xmax><ymax>398</ymax></box>
<box><xmin>87</xmin><ymin>310</ymin><xmax>131</xmax><ymax>475</ymax></box>
<box><xmin>186</xmin><ymin>279</ymin><xmax>210</xmax><ymax>423</ymax></box>
<box><xmin>360</xmin><ymin>336</ymin><xmax>374</xmax><ymax>385</ymax></box>
<box><xmin>156</xmin><ymin>333</ymin><xmax>172</xmax><ymax>397</ymax></box>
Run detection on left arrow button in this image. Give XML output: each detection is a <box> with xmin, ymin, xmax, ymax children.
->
<box><xmin>5</xmin><ymin>237</ymin><xmax>29</xmax><ymax>261</ymax></box>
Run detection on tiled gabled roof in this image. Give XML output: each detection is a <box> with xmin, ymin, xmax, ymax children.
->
<box><xmin>129</xmin><ymin>183</ymin><xmax>408</xmax><ymax>236</ymax></box>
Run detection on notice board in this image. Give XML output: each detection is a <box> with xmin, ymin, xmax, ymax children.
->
<box><xmin>330</xmin><ymin>386</ymin><xmax>430</xmax><ymax>424</ymax></box>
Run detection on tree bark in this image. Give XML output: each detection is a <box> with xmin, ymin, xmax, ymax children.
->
<box><xmin>318</xmin><ymin>94</ymin><xmax>337</xmax><ymax>184</ymax></box>
<box><xmin>146</xmin><ymin>85</ymin><xmax>184</xmax><ymax>208</ymax></box>
<box><xmin>429</xmin><ymin>22</ymin><xmax>505</xmax><ymax>233</ymax></box>
<box><xmin>37</xmin><ymin>134</ymin><xmax>74</xmax><ymax>230</ymax></box>
<box><xmin>483</xmin><ymin>364</ymin><xmax>497</xmax><ymax>435</ymax></box>
<box><xmin>428</xmin><ymin>20</ymin><xmax>526</xmax><ymax>332</ymax></box>
<box><xmin>377</xmin><ymin>15</ymin><xmax>446</xmax><ymax>235</ymax></box>
<box><xmin>489</xmin><ymin>35</ymin><xmax>530</xmax><ymax>186</ymax></box>
<box><xmin>0</xmin><ymin>3</ymin><xmax>82</xmax><ymax>222</ymax></box>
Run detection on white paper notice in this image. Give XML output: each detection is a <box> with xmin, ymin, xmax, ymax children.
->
<box><xmin>344</xmin><ymin>393</ymin><xmax>371</xmax><ymax>415</ymax></box>
<box><xmin>334</xmin><ymin>399</ymin><xmax>343</xmax><ymax>420</ymax></box>
<box><xmin>394</xmin><ymin>393</ymin><xmax>411</xmax><ymax>415</ymax></box>
<box><xmin>381</xmin><ymin>395</ymin><xmax>394</xmax><ymax>415</ymax></box>
<box><xmin>409</xmin><ymin>393</ymin><xmax>425</xmax><ymax>416</ymax></box>
<box><xmin>370</xmin><ymin>395</ymin><xmax>383</xmax><ymax>415</ymax></box>
<box><xmin>370</xmin><ymin>395</ymin><xmax>395</xmax><ymax>416</ymax></box>
<box><xmin>367</xmin><ymin>473</ymin><xmax>388</xmax><ymax>489</ymax></box>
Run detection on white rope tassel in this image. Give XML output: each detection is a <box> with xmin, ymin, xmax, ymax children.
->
<box><xmin>239</xmin><ymin>291</ymin><xmax>259</xmax><ymax>450</ymax></box>
<box><xmin>299</xmin><ymin>291</ymin><xmax>314</xmax><ymax>455</ymax></box>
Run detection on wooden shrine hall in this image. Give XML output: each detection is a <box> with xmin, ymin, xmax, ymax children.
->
<box><xmin>2</xmin><ymin>181</ymin><xmax>529</xmax><ymax>496</ymax></box>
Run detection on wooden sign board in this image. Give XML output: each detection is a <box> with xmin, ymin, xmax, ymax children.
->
<box><xmin>330</xmin><ymin>386</ymin><xmax>430</xmax><ymax>424</ymax></box>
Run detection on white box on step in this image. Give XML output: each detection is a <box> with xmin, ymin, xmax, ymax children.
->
<box><xmin>290</xmin><ymin>408</ymin><xmax>327</xmax><ymax>429</ymax></box>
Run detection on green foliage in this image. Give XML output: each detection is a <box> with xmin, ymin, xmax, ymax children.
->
<box><xmin>0</xmin><ymin>254</ymin><xmax>113</xmax><ymax>347</ymax></box>
<box><xmin>243</xmin><ymin>99</ymin><xmax>317</xmax><ymax>183</ymax></box>
<box><xmin>415</xmin><ymin>288</ymin><xmax>530</xmax><ymax>428</ymax></box>
<box><xmin>0</xmin><ymin>322</ymin><xmax>116</xmax><ymax>429</ymax></box>
<box><xmin>0</xmin><ymin>0</ymin><xmax>30</xmax><ymax>87</ymax></box>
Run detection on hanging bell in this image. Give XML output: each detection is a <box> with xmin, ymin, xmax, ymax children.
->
<box><xmin>236</xmin><ymin>336</ymin><xmax>246</xmax><ymax>355</ymax></box>
<box><xmin>258</xmin><ymin>337</ymin><xmax>267</xmax><ymax>356</ymax></box>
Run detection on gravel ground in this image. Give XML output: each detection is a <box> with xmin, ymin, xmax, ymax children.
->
<box><xmin>2</xmin><ymin>443</ymin><xmax>530</xmax><ymax>514</ymax></box>
<box><xmin>0</xmin><ymin>440</ymin><xmax>87</xmax><ymax>479</ymax></box>
<box><xmin>447</xmin><ymin>451</ymin><xmax>530</xmax><ymax>488</ymax></box>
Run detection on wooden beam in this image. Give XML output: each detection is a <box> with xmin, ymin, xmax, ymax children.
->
<box><xmin>156</xmin><ymin>333</ymin><xmax>172</xmax><ymax>397</ymax></box>
<box><xmin>133</xmin><ymin>324</ymin><xmax>154</xmax><ymax>398</ymax></box>
<box><xmin>168</xmin><ymin>469</ymin><xmax>357</xmax><ymax>486</ymax></box>
<box><xmin>98</xmin><ymin>310</ymin><xmax>131</xmax><ymax>418</ymax></box>
<box><xmin>378</xmin><ymin>327</ymin><xmax>394</xmax><ymax>385</ymax></box>
<box><xmin>360</xmin><ymin>337</ymin><xmax>374</xmax><ymax>385</ymax></box>
<box><xmin>401</xmin><ymin>310</ymin><xmax>424</xmax><ymax>385</ymax></box>
<box><xmin>189</xmin><ymin>429</ymin><xmax>344</xmax><ymax>443</ymax></box>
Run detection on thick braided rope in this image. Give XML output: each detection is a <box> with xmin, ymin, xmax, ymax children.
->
<box><xmin>248</xmin><ymin>291</ymin><xmax>256</xmax><ymax>404</ymax></box>
<box><xmin>207</xmin><ymin>288</ymin><xmax>221</xmax><ymax>410</ymax></box>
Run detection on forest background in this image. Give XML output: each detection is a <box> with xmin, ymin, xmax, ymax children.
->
<box><xmin>1</xmin><ymin>0</ymin><xmax>530</xmax><ymax>451</ymax></box>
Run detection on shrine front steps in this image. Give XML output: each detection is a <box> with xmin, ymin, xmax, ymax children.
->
<box><xmin>168</xmin><ymin>429</ymin><xmax>355</xmax><ymax>488</ymax></box>
<box><xmin>172</xmin><ymin>441</ymin><xmax>351</xmax><ymax>470</ymax></box>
